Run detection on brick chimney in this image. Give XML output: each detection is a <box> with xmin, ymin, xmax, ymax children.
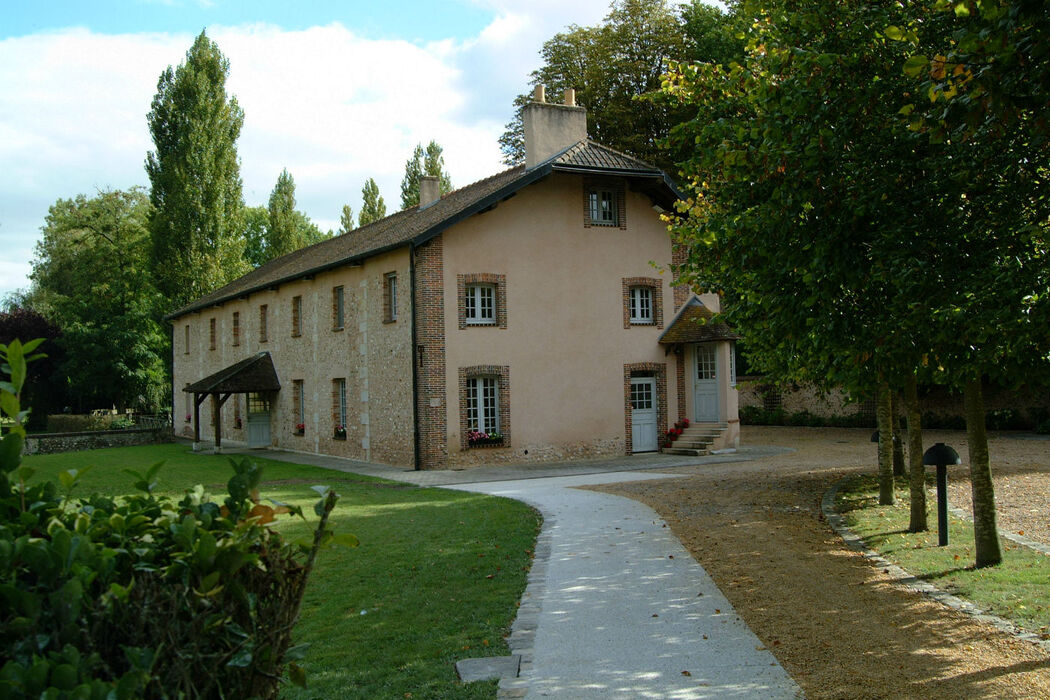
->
<box><xmin>419</xmin><ymin>175</ymin><xmax>440</xmax><ymax>208</ymax></box>
<box><xmin>522</xmin><ymin>85</ymin><xmax>587</xmax><ymax>170</ymax></box>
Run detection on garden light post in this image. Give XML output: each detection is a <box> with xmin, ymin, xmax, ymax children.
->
<box><xmin>922</xmin><ymin>442</ymin><xmax>961</xmax><ymax>546</ymax></box>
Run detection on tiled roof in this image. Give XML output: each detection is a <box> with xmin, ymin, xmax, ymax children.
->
<box><xmin>552</xmin><ymin>140</ymin><xmax>663</xmax><ymax>174</ymax></box>
<box><xmin>658</xmin><ymin>298</ymin><xmax>740</xmax><ymax>344</ymax></box>
<box><xmin>168</xmin><ymin>141</ymin><xmax>671</xmax><ymax>319</ymax></box>
<box><xmin>183</xmin><ymin>351</ymin><xmax>281</xmax><ymax>394</ymax></box>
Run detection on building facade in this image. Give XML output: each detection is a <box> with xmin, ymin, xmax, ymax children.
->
<box><xmin>169</xmin><ymin>89</ymin><xmax>739</xmax><ymax>469</ymax></box>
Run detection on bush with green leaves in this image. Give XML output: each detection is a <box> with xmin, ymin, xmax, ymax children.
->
<box><xmin>0</xmin><ymin>339</ymin><xmax>351</xmax><ymax>698</ymax></box>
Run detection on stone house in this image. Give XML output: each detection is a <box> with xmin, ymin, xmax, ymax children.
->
<box><xmin>167</xmin><ymin>88</ymin><xmax>740</xmax><ymax>470</ymax></box>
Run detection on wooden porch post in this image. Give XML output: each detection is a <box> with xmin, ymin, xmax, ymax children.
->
<box><xmin>214</xmin><ymin>393</ymin><xmax>232</xmax><ymax>452</ymax></box>
<box><xmin>193</xmin><ymin>392</ymin><xmax>206</xmax><ymax>447</ymax></box>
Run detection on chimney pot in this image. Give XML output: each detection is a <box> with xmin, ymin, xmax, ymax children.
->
<box><xmin>533</xmin><ymin>85</ymin><xmax>546</xmax><ymax>103</ymax></box>
<box><xmin>564</xmin><ymin>88</ymin><xmax>575</xmax><ymax>107</ymax></box>
<box><xmin>419</xmin><ymin>175</ymin><xmax>440</xmax><ymax>208</ymax></box>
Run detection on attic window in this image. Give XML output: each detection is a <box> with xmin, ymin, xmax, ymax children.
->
<box><xmin>584</xmin><ymin>178</ymin><xmax>626</xmax><ymax>229</ymax></box>
<box><xmin>589</xmin><ymin>189</ymin><xmax>618</xmax><ymax>226</ymax></box>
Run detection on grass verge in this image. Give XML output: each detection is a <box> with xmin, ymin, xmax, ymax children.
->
<box><xmin>836</xmin><ymin>475</ymin><xmax>1050</xmax><ymax>639</ymax></box>
<box><xmin>25</xmin><ymin>444</ymin><xmax>541</xmax><ymax>698</ymax></box>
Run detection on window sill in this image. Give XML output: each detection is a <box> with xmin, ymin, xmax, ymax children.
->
<box><xmin>291</xmin><ymin>333</ymin><xmax>302</xmax><ymax>338</ymax></box>
<box><xmin>332</xmin><ymin>326</ymin><xmax>344</xmax><ymax>332</ymax></box>
<box><xmin>294</xmin><ymin>430</ymin><xmax>305</xmax><ymax>437</ymax></box>
<box><xmin>465</xmin><ymin>321</ymin><xmax>498</xmax><ymax>327</ymax></box>
<box><xmin>383</xmin><ymin>318</ymin><xmax>397</xmax><ymax>324</ymax></box>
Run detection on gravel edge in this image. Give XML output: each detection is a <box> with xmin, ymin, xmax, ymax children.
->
<box><xmin>821</xmin><ymin>479</ymin><xmax>1050</xmax><ymax>652</ymax></box>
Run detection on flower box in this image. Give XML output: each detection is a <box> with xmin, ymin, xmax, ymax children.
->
<box><xmin>334</xmin><ymin>425</ymin><xmax>347</xmax><ymax>440</ymax></box>
<box><xmin>294</xmin><ymin>423</ymin><xmax>305</xmax><ymax>437</ymax></box>
<box><xmin>469</xmin><ymin>436</ymin><xmax>504</xmax><ymax>448</ymax></box>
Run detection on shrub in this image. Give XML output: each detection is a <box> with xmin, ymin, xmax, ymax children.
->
<box><xmin>108</xmin><ymin>416</ymin><xmax>137</xmax><ymax>430</ymax></box>
<box><xmin>0</xmin><ymin>339</ymin><xmax>347</xmax><ymax>698</ymax></box>
<box><xmin>46</xmin><ymin>414</ymin><xmax>108</xmax><ymax>433</ymax></box>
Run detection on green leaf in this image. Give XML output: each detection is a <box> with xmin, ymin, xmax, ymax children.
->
<box><xmin>902</xmin><ymin>55</ymin><xmax>929</xmax><ymax>77</ymax></box>
<box><xmin>284</xmin><ymin>643</ymin><xmax>311</xmax><ymax>662</ymax></box>
<box><xmin>331</xmin><ymin>533</ymin><xmax>359</xmax><ymax>548</ymax></box>
<box><xmin>884</xmin><ymin>25</ymin><xmax>904</xmax><ymax>41</ymax></box>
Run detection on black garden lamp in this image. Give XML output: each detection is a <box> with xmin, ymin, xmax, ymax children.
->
<box><xmin>922</xmin><ymin>442</ymin><xmax>961</xmax><ymax>546</ymax></box>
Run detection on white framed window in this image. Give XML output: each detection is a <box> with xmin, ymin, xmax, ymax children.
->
<box><xmin>629</xmin><ymin>287</ymin><xmax>653</xmax><ymax>324</ymax></box>
<box><xmin>696</xmin><ymin>344</ymin><xmax>717</xmax><ymax>380</ymax></box>
<box><xmin>466</xmin><ymin>376</ymin><xmax>499</xmax><ymax>433</ymax></box>
<box><xmin>465</xmin><ymin>284</ymin><xmax>496</xmax><ymax>325</ymax></box>
<box><xmin>588</xmin><ymin>189</ymin><xmax>618</xmax><ymax>226</ymax></box>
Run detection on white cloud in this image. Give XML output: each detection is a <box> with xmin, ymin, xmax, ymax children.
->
<box><xmin>0</xmin><ymin>3</ymin><xmax>616</xmax><ymax>296</ymax></box>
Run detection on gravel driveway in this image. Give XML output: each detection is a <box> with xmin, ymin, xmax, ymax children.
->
<box><xmin>591</xmin><ymin>426</ymin><xmax>1050</xmax><ymax>699</ymax></box>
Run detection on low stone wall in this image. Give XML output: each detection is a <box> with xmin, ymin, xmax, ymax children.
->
<box><xmin>24</xmin><ymin>427</ymin><xmax>174</xmax><ymax>456</ymax></box>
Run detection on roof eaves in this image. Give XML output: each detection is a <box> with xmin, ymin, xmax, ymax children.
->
<box><xmin>411</xmin><ymin>163</ymin><xmax>553</xmax><ymax>247</ymax></box>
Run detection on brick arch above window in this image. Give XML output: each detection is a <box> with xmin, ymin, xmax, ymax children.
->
<box><xmin>622</xmin><ymin>277</ymin><xmax>664</xmax><ymax>329</ymax></box>
<box><xmin>457</xmin><ymin>273</ymin><xmax>507</xmax><ymax>329</ymax></box>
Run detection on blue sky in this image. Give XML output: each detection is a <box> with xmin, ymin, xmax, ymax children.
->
<box><xmin>0</xmin><ymin>0</ymin><xmax>618</xmax><ymax>299</ymax></box>
<box><xmin>2</xmin><ymin>0</ymin><xmax>493</xmax><ymax>43</ymax></box>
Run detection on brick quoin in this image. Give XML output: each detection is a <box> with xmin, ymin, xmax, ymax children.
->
<box><xmin>414</xmin><ymin>236</ymin><xmax>448</xmax><ymax>469</ymax></box>
<box><xmin>672</xmin><ymin>242</ymin><xmax>690</xmax><ymax>311</ymax></box>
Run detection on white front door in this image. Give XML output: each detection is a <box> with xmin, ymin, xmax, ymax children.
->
<box><xmin>247</xmin><ymin>393</ymin><xmax>271</xmax><ymax>448</ymax></box>
<box><xmin>630</xmin><ymin>377</ymin><xmax>658</xmax><ymax>453</ymax></box>
<box><xmin>694</xmin><ymin>344</ymin><xmax>719</xmax><ymax>422</ymax></box>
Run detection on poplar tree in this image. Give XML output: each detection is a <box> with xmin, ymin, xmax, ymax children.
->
<box><xmin>146</xmin><ymin>31</ymin><xmax>248</xmax><ymax>309</ymax></box>
<box><xmin>338</xmin><ymin>204</ymin><xmax>355</xmax><ymax>235</ymax></box>
<box><xmin>358</xmin><ymin>178</ymin><xmax>387</xmax><ymax>226</ymax></box>
<box><xmin>266</xmin><ymin>169</ymin><xmax>298</xmax><ymax>259</ymax></box>
<box><xmin>399</xmin><ymin>141</ymin><xmax>453</xmax><ymax>209</ymax></box>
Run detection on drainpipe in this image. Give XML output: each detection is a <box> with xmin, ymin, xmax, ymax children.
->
<box><xmin>409</xmin><ymin>243</ymin><xmax>422</xmax><ymax>471</ymax></box>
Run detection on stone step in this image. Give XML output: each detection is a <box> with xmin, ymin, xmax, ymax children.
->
<box><xmin>661</xmin><ymin>446</ymin><xmax>709</xmax><ymax>456</ymax></box>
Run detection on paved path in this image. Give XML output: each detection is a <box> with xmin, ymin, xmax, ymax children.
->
<box><xmin>187</xmin><ymin>441</ymin><xmax>800</xmax><ymax>696</ymax></box>
<box><xmin>448</xmin><ymin>472</ymin><xmax>801</xmax><ymax>699</ymax></box>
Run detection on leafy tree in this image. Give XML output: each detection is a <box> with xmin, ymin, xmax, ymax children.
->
<box><xmin>146</xmin><ymin>30</ymin><xmax>249</xmax><ymax>309</ymax></box>
<box><xmin>0</xmin><ymin>306</ymin><xmax>66</xmax><ymax>428</ymax></box>
<box><xmin>266</xmin><ymin>168</ymin><xmax>299</xmax><ymax>259</ymax></box>
<box><xmin>498</xmin><ymin>0</ymin><xmax>742</xmax><ymax>170</ymax></box>
<box><xmin>259</xmin><ymin>169</ymin><xmax>329</xmax><ymax>264</ymax></box>
<box><xmin>358</xmin><ymin>178</ymin><xmax>387</xmax><ymax>226</ymax></box>
<box><xmin>664</xmin><ymin>0</ymin><xmax>1047</xmax><ymax>566</ymax></box>
<box><xmin>339</xmin><ymin>204</ymin><xmax>355</xmax><ymax>235</ymax></box>
<box><xmin>242</xmin><ymin>205</ymin><xmax>269</xmax><ymax>267</ymax></box>
<box><xmin>400</xmin><ymin>141</ymin><xmax>453</xmax><ymax>209</ymax></box>
<box><xmin>29</xmin><ymin>189</ymin><xmax>167</xmax><ymax>412</ymax></box>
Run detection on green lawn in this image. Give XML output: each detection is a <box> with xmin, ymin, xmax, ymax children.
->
<box><xmin>836</xmin><ymin>475</ymin><xmax>1050</xmax><ymax>638</ymax></box>
<box><xmin>25</xmin><ymin>444</ymin><xmax>541</xmax><ymax>698</ymax></box>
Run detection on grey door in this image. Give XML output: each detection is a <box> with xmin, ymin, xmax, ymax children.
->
<box><xmin>630</xmin><ymin>377</ymin><xmax>658</xmax><ymax>452</ymax></box>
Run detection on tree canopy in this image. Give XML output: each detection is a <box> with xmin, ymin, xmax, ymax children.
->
<box><xmin>262</xmin><ymin>169</ymin><xmax>328</xmax><ymax>263</ymax></box>
<box><xmin>146</xmin><ymin>30</ymin><xmax>248</xmax><ymax>309</ymax></box>
<box><xmin>498</xmin><ymin>0</ymin><xmax>743</xmax><ymax>171</ymax></box>
<box><xmin>662</xmin><ymin>0</ymin><xmax>1048</xmax><ymax>566</ymax></box>
<box><xmin>29</xmin><ymin>189</ymin><xmax>167</xmax><ymax>412</ymax></box>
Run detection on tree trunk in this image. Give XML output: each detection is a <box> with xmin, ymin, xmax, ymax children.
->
<box><xmin>876</xmin><ymin>382</ymin><xmax>894</xmax><ymax>505</ymax></box>
<box><xmin>905</xmin><ymin>375</ymin><xmax>926</xmax><ymax>532</ymax></box>
<box><xmin>965</xmin><ymin>378</ymin><xmax>1002</xmax><ymax>567</ymax></box>
<box><xmin>892</xmin><ymin>391</ymin><xmax>906</xmax><ymax>477</ymax></box>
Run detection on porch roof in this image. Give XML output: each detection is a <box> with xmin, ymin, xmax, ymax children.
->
<box><xmin>183</xmin><ymin>352</ymin><xmax>281</xmax><ymax>394</ymax></box>
<box><xmin>658</xmin><ymin>297</ymin><xmax>740</xmax><ymax>344</ymax></box>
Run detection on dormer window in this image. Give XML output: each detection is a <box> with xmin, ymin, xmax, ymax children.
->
<box><xmin>584</xmin><ymin>178</ymin><xmax>626</xmax><ymax>229</ymax></box>
<box><xmin>588</xmin><ymin>189</ymin><xmax>618</xmax><ymax>226</ymax></box>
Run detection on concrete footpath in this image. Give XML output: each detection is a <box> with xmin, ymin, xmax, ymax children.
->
<box><xmin>447</xmin><ymin>472</ymin><xmax>801</xmax><ymax>699</ymax></box>
<box><xmin>193</xmin><ymin>443</ymin><xmax>800</xmax><ymax>697</ymax></box>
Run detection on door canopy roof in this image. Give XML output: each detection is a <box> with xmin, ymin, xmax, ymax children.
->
<box><xmin>183</xmin><ymin>352</ymin><xmax>281</xmax><ymax>394</ymax></box>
